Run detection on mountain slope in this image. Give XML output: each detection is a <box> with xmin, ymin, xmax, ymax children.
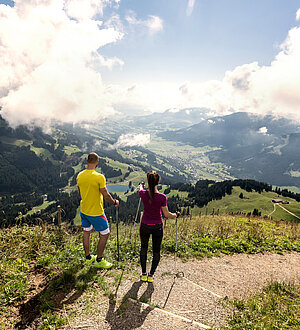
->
<box><xmin>122</xmin><ymin>107</ymin><xmax>210</xmax><ymax>131</ymax></box>
<box><xmin>159</xmin><ymin>112</ymin><xmax>300</xmax><ymax>187</ymax></box>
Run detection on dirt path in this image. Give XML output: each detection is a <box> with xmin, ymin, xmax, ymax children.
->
<box><xmin>64</xmin><ymin>252</ymin><xmax>300</xmax><ymax>330</ymax></box>
<box><xmin>278</xmin><ymin>203</ymin><xmax>300</xmax><ymax>220</ymax></box>
<box><xmin>268</xmin><ymin>203</ymin><xmax>277</xmax><ymax>216</ymax></box>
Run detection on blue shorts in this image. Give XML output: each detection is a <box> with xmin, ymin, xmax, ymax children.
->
<box><xmin>80</xmin><ymin>212</ymin><xmax>110</xmax><ymax>235</ymax></box>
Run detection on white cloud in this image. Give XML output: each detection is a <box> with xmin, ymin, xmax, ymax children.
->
<box><xmin>1</xmin><ymin>2</ymin><xmax>300</xmax><ymax>130</ymax></box>
<box><xmin>125</xmin><ymin>11</ymin><xmax>163</xmax><ymax>35</ymax></box>
<box><xmin>146</xmin><ymin>15</ymin><xmax>163</xmax><ymax>34</ymax></box>
<box><xmin>186</xmin><ymin>0</ymin><xmax>196</xmax><ymax>17</ymax></box>
<box><xmin>64</xmin><ymin>0</ymin><xmax>106</xmax><ymax>20</ymax></box>
<box><xmin>121</xmin><ymin>20</ymin><xmax>300</xmax><ymax>120</ymax></box>
<box><xmin>64</xmin><ymin>0</ymin><xmax>120</xmax><ymax>21</ymax></box>
<box><xmin>114</xmin><ymin>133</ymin><xmax>151</xmax><ymax>148</ymax></box>
<box><xmin>296</xmin><ymin>8</ymin><xmax>300</xmax><ymax>21</ymax></box>
<box><xmin>258</xmin><ymin>126</ymin><xmax>268</xmax><ymax>134</ymax></box>
<box><xmin>94</xmin><ymin>54</ymin><xmax>124</xmax><ymax>70</ymax></box>
<box><xmin>0</xmin><ymin>0</ymin><xmax>123</xmax><ymax>128</ymax></box>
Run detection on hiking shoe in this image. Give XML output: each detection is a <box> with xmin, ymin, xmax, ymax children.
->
<box><xmin>147</xmin><ymin>274</ymin><xmax>154</xmax><ymax>283</ymax></box>
<box><xmin>86</xmin><ymin>255</ymin><xmax>96</xmax><ymax>265</ymax></box>
<box><xmin>94</xmin><ymin>258</ymin><xmax>113</xmax><ymax>269</ymax></box>
<box><xmin>140</xmin><ymin>274</ymin><xmax>148</xmax><ymax>282</ymax></box>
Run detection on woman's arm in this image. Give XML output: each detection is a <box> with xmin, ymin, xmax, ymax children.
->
<box><xmin>161</xmin><ymin>205</ymin><xmax>177</xmax><ymax>219</ymax></box>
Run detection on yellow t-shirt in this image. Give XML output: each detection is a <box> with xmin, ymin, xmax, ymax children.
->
<box><xmin>76</xmin><ymin>169</ymin><xmax>106</xmax><ymax>216</ymax></box>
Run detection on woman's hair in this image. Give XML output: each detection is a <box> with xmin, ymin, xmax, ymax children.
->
<box><xmin>147</xmin><ymin>170</ymin><xmax>160</xmax><ymax>202</ymax></box>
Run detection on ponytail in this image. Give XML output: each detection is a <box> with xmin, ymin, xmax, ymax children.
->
<box><xmin>147</xmin><ymin>170</ymin><xmax>160</xmax><ymax>202</ymax></box>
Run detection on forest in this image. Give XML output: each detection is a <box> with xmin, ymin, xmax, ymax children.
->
<box><xmin>2</xmin><ymin>178</ymin><xmax>299</xmax><ymax>229</ymax></box>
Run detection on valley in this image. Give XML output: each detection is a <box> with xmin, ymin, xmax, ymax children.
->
<box><xmin>1</xmin><ymin>110</ymin><xmax>300</xmax><ymax>226</ymax></box>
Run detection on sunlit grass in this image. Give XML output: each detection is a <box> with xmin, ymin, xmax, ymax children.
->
<box><xmin>0</xmin><ymin>215</ymin><xmax>299</xmax><ymax>328</ymax></box>
<box><xmin>196</xmin><ymin>187</ymin><xmax>300</xmax><ymax>222</ymax></box>
<box><xmin>224</xmin><ymin>282</ymin><xmax>300</xmax><ymax>329</ymax></box>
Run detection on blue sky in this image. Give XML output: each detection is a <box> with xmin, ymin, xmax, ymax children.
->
<box><xmin>99</xmin><ymin>0</ymin><xmax>300</xmax><ymax>84</ymax></box>
<box><xmin>0</xmin><ymin>0</ymin><xmax>300</xmax><ymax>127</ymax></box>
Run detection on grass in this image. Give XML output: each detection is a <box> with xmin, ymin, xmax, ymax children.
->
<box><xmin>276</xmin><ymin>186</ymin><xmax>300</xmax><ymax>194</ymax></box>
<box><xmin>162</xmin><ymin>215</ymin><xmax>300</xmax><ymax>257</ymax></box>
<box><xmin>273</xmin><ymin>205</ymin><xmax>300</xmax><ymax>223</ymax></box>
<box><xmin>0</xmin><ymin>215</ymin><xmax>299</xmax><ymax>328</ymax></box>
<box><xmin>224</xmin><ymin>282</ymin><xmax>300</xmax><ymax>329</ymax></box>
<box><xmin>196</xmin><ymin>187</ymin><xmax>300</xmax><ymax>222</ymax></box>
<box><xmin>0</xmin><ymin>136</ymin><xmax>32</xmax><ymax>147</ymax></box>
<box><xmin>146</xmin><ymin>136</ymin><xmax>234</xmax><ymax>181</ymax></box>
<box><xmin>30</xmin><ymin>146</ymin><xmax>60</xmax><ymax>165</ymax></box>
<box><xmin>63</xmin><ymin>145</ymin><xmax>81</xmax><ymax>155</ymax></box>
<box><xmin>166</xmin><ymin>189</ymin><xmax>189</xmax><ymax>198</ymax></box>
<box><xmin>25</xmin><ymin>200</ymin><xmax>56</xmax><ymax>216</ymax></box>
<box><xmin>74</xmin><ymin>206</ymin><xmax>81</xmax><ymax>226</ymax></box>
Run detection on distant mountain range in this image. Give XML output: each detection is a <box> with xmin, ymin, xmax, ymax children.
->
<box><xmin>159</xmin><ymin>112</ymin><xmax>300</xmax><ymax>187</ymax></box>
<box><xmin>1</xmin><ymin>108</ymin><xmax>300</xmax><ymax>192</ymax></box>
<box><xmin>122</xmin><ymin>107</ymin><xmax>211</xmax><ymax>131</ymax></box>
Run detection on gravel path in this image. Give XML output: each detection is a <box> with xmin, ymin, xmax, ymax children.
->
<box><xmin>64</xmin><ymin>252</ymin><xmax>300</xmax><ymax>329</ymax></box>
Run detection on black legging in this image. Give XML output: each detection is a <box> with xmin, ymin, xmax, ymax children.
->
<box><xmin>139</xmin><ymin>222</ymin><xmax>163</xmax><ymax>275</ymax></box>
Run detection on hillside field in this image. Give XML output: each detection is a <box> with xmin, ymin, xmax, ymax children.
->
<box><xmin>194</xmin><ymin>187</ymin><xmax>300</xmax><ymax>222</ymax></box>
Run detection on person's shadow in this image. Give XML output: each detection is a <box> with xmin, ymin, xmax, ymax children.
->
<box><xmin>106</xmin><ymin>280</ymin><xmax>155</xmax><ymax>330</ymax></box>
<box><xmin>15</xmin><ymin>266</ymin><xmax>98</xmax><ymax>329</ymax></box>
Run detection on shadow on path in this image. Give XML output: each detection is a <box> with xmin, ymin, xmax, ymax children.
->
<box><xmin>106</xmin><ymin>281</ymin><xmax>154</xmax><ymax>330</ymax></box>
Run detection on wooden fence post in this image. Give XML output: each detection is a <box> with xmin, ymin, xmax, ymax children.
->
<box><xmin>57</xmin><ymin>205</ymin><xmax>61</xmax><ymax>226</ymax></box>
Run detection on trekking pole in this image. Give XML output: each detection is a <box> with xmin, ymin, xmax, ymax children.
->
<box><xmin>163</xmin><ymin>205</ymin><xmax>183</xmax><ymax>309</ymax></box>
<box><xmin>174</xmin><ymin>204</ymin><xmax>184</xmax><ymax>278</ymax></box>
<box><xmin>131</xmin><ymin>182</ymin><xmax>144</xmax><ymax>242</ymax></box>
<box><xmin>116</xmin><ymin>207</ymin><xmax>120</xmax><ymax>261</ymax></box>
<box><xmin>132</xmin><ymin>198</ymin><xmax>141</xmax><ymax>235</ymax></box>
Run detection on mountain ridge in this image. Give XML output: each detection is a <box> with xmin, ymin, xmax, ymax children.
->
<box><xmin>159</xmin><ymin>111</ymin><xmax>300</xmax><ymax>187</ymax></box>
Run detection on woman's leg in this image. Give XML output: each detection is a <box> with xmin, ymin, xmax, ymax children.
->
<box><xmin>140</xmin><ymin>224</ymin><xmax>150</xmax><ymax>274</ymax></box>
<box><xmin>149</xmin><ymin>224</ymin><xmax>163</xmax><ymax>275</ymax></box>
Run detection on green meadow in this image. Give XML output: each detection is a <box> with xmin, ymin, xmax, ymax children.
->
<box><xmin>187</xmin><ymin>187</ymin><xmax>300</xmax><ymax>222</ymax></box>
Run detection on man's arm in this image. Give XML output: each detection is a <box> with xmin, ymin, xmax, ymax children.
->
<box><xmin>100</xmin><ymin>187</ymin><xmax>119</xmax><ymax>207</ymax></box>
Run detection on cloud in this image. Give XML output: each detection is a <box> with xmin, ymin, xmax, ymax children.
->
<box><xmin>258</xmin><ymin>126</ymin><xmax>268</xmax><ymax>135</ymax></box>
<box><xmin>125</xmin><ymin>10</ymin><xmax>163</xmax><ymax>34</ymax></box>
<box><xmin>186</xmin><ymin>0</ymin><xmax>196</xmax><ymax>17</ymax></box>
<box><xmin>114</xmin><ymin>133</ymin><xmax>151</xmax><ymax>148</ymax></box>
<box><xmin>1</xmin><ymin>2</ymin><xmax>300</xmax><ymax>130</ymax></box>
<box><xmin>0</xmin><ymin>0</ymin><xmax>123</xmax><ymax>128</ymax></box>
<box><xmin>296</xmin><ymin>9</ymin><xmax>300</xmax><ymax>21</ymax></box>
<box><xmin>146</xmin><ymin>15</ymin><xmax>163</xmax><ymax>34</ymax></box>
<box><xmin>121</xmin><ymin>15</ymin><xmax>300</xmax><ymax>120</ymax></box>
<box><xmin>64</xmin><ymin>0</ymin><xmax>106</xmax><ymax>20</ymax></box>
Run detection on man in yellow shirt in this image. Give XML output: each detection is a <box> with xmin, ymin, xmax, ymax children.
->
<box><xmin>77</xmin><ymin>152</ymin><xmax>119</xmax><ymax>269</ymax></box>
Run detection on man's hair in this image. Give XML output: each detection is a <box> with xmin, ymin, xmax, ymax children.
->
<box><xmin>87</xmin><ymin>152</ymin><xmax>99</xmax><ymax>164</ymax></box>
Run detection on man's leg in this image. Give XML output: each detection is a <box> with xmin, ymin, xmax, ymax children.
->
<box><xmin>88</xmin><ymin>214</ymin><xmax>112</xmax><ymax>269</ymax></box>
<box><xmin>94</xmin><ymin>230</ymin><xmax>112</xmax><ymax>269</ymax></box>
<box><xmin>81</xmin><ymin>212</ymin><xmax>93</xmax><ymax>258</ymax></box>
<box><xmin>83</xmin><ymin>230</ymin><xmax>91</xmax><ymax>257</ymax></box>
<box><xmin>97</xmin><ymin>232</ymin><xmax>110</xmax><ymax>258</ymax></box>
